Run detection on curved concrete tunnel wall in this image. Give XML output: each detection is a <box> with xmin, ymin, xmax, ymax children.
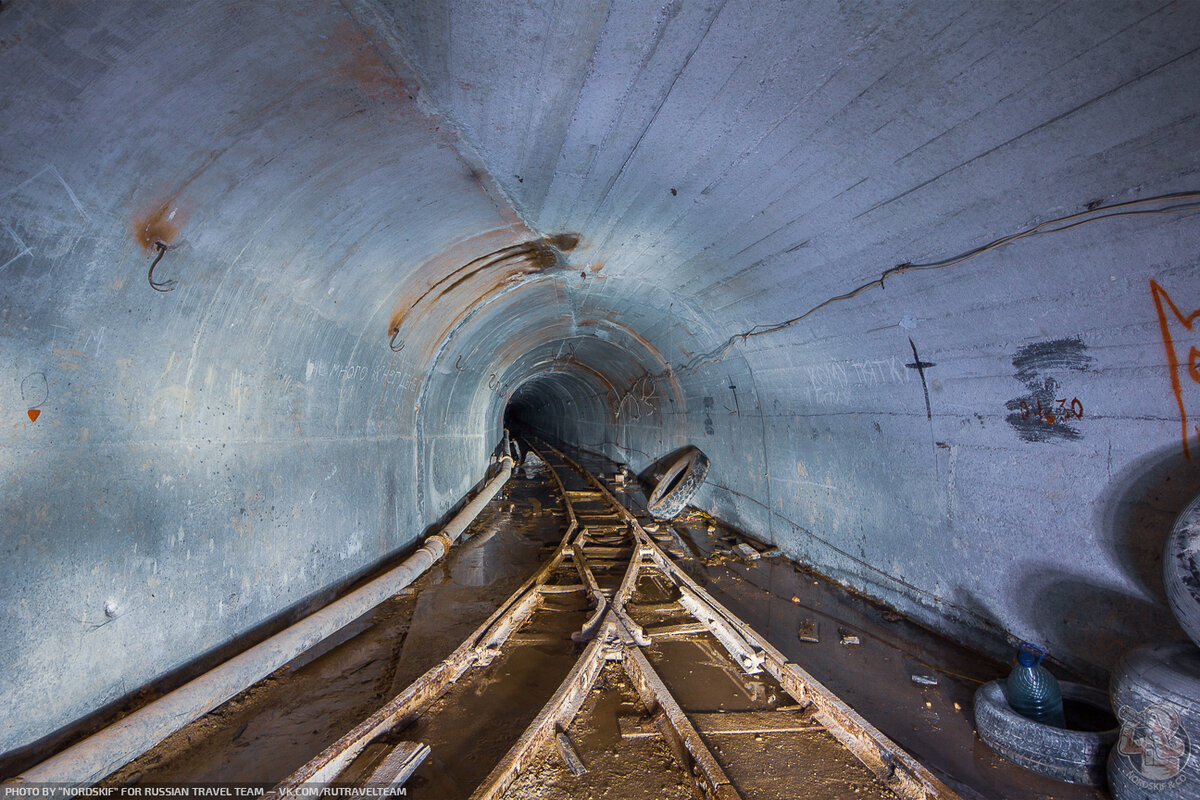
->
<box><xmin>3</xmin><ymin>0</ymin><xmax>1200</xmax><ymax>764</ymax></box>
<box><xmin>0</xmin><ymin>0</ymin><xmax>540</xmax><ymax>756</ymax></box>
<box><xmin>377</xmin><ymin>0</ymin><xmax>1200</xmax><ymax>685</ymax></box>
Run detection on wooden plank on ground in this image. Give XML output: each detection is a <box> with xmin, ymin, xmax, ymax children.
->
<box><xmin>579</xmin><ymin>545</ymin><xmax>632</xmax><ymax>558</ymax></box>
<box><xmin>626</xmin><ymin>601</ymin><xmax>684</xmax><ymax>616</ymax></box>
<box><xmin>508</xmin><ymin>632</ymin><xmax>568</xmax><ymax>645</ymax></box>
<box><xmin>365</xmin><ymin>741</ymin><xmax>430</xmax><ymax>787</ymax></box>
<box><xmin>555</xmin><ymin>729</ymin><xmax>587</xmax><ymax>776</ymax></box>
<box><xmin>538</xmin><ymin>583</ymin><xmax>585</xmax><ymax>594</ymax></box>
<box><xmin>620</xmin><ymin>711</ymin><xmax>822</xmax><ymax>739</ymax></box>
<box><xmin>618</xmin><ymin>716</ymin><xmax>657</xmax><ymax>739</ymax></box>
<box><xmin>688</xmin><ymin>711</ymin><xmax>824</xmax><ymax>735</ymax></box>
<box><xmin>644</xmin><ymin>621</ymin><xmax>710</xmax><ymax>638</ymax></box>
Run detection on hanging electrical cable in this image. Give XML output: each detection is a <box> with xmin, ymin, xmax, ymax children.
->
<box><xmin>676</xmin><ymin>191</ymin><xmax>1200</xmax><ymax>373</ymax></box>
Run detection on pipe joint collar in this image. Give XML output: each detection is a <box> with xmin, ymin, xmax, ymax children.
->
<box><xmin>425</xmin><ymin>531</ymin><xmax>454</xmax><ymax>560</ymax></box>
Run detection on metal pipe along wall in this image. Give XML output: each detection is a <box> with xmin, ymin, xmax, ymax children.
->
<box><xmin>8</xmin><ymin>456</ymin><xmax>515</xmax><ymax>787</ymax></box>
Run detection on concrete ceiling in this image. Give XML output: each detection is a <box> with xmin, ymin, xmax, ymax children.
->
<box><xmin>2</xmin><ymin>0</ymin><xmax>1199</xmax><ymax>758</ymax></box>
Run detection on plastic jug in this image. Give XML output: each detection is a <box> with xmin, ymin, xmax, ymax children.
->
<box><xmin>1005</xmin><ymin>642</ymin><xmax>1065</xmax><ymax>727</ymax></box>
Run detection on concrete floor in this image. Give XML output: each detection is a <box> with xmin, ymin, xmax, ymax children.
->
<box><xmin>65</xmin><ymin>452</ymin><xmax>1117</xmax><ymax>799</ymax></box>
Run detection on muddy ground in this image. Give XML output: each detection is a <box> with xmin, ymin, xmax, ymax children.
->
<box><xmin>81</xmin><ymin>449</ymin><xmax>1110</xmax><ymax>800</ymax></box>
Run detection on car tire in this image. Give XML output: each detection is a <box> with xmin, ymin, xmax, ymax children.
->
<box><xmin>974</xmin><ymin>679</ymin><xmax>1117</xmax><ymax>785</ymax></box>
<box><xmin>1108</xmin><ymin>643</ymin><xmax>1200</xmax><ymax>799</ymax></box>
<box><xmin>646</xmin><ymin>447</ymin><xmax>710</xmax><ymax>520</ymax></box>
<box><xmin>1163</xmin><ymin>494</ymin><xmax>1200</xmax><ymax>649</ymax></box>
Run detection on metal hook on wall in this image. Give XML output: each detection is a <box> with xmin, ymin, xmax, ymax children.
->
<box><xmin>148</xmin><ymin>241</ymin><xmax>174</xmax><ymax>292</ymax></box>
<box><xmin>389</xmin><ymin>329</ymin><xmax>405</xmax><ymax>353</ymax></box>
<box><xmin>455</xmin><ymin>354</ymin><xmax>466</xmax><ymax>371</ymax></box>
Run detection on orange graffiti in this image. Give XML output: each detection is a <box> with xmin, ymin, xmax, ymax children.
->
<box><xmin>26</xmin><ymin>409</ymin><xmax>40</xmax><ymax>422</ymax></box>
<box><xmin>1150</xmin><ymin>280</ymin><xmax>1200</xmax><ymax>460</ymax></box>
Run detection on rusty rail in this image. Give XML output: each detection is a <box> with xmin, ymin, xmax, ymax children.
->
<box><xmin>539</xmin><ymin>439</ymin><xmax>959</xmax><ymax>800</ymax></box>
<box><xmin>41</xmin><ymin>439</ymin><xmax>961</xmax><ymax>800</ymax></box>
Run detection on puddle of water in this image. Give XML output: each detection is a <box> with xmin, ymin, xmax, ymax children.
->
<box><xmin>396</xmin><ymin>641</ymin><xmax>581</xmax><ymax>799</ymax></box>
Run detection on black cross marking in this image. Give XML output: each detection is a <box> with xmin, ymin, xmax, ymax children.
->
<box><xmin>905</xmin><ymin>338</ymin><xmax>936</xmax><ymax>421</ymax></box>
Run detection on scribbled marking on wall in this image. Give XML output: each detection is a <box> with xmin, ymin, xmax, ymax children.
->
<box><xmin>1017</xmin><ymin>396</ymin><xmax>1083</xmax><ymax>426</ymax></box>
<box><xmin>616</xmin><ymin>375</ymin><xmax>657</xmax><ymax>420</ymax></box>
<box><xmin>1004</xmin><ymin>337</ymin><xmax>1092</xmax><ymax>442</ymax></box>
<box><xmin>1150</xmin><ymin>280</ymin><xmax>1200</xmax><ymax>460</ymax></box>
<box><xmin>21</xmin><ymin>371</ymin><xmax>47</xmax><ymax>423</ymax></box>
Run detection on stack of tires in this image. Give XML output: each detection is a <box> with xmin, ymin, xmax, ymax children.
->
<box><xmin>1108</xmin><ymin>495</ymin><xmax>1200</xmax><ymax>798</ymax></box>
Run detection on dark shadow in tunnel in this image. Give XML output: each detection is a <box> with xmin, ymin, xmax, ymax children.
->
<box><xmin>1098</xmin><ymin>443</ymin><xmax>1200</xmax><ymax>603</ymax></box>
<box><xmin>943</xmin><ymin>585</ymin><xmax>1014</xmax><ymax>656</ymax></box>
<box><xmin>1011</xmin><ymin>565</ymin><xmax>1187</xmax><ymax>687</ymax></box>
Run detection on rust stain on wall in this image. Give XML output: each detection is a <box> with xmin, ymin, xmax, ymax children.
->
<box><xmin>388</xmin><ymin>227</ymin><xmax>522</xmax><ymax>320</ymax></box>
<box><xmin>386</xmin><ymin>232</ymin><xmax>579</xmax><ymax>341</ymax></box>
<box><xmin>130</xmin><ymin>147</ymin><xmax>227</xmax><ymax>253</ymax></box>
<box><xmin>131</xmin><ymin>200</ymin><xmax>184</xmax><ymax>252</ymax></box>
<box><xmin>329</xmin><ymin>21</ymin><xmax>417</xmax><ymax>105</ymax></box>
<box><xmin>558</xmin><ymin>358</ymin><xmax>621</xmax><ymax>421</ymax></box>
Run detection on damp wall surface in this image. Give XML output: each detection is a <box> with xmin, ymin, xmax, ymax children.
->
<box><xmin>4</xmin><ymin>0</ymin><xmax>1200</xmax><ymax>765</ymax></box>
<box><xmin>0</xmin><ymin>0</ymin><xmax>531</xmax><ymax>756</ymax></box>
<box><xmin>393</xmin><ymin>0</ymin><xmax>1200</xmax><ymax>681</ymax></box>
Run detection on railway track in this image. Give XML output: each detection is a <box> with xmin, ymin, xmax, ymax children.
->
<box><xmin>265</xmin><ymin>440</ymin><xmax>960</xmax><ymax>800</ymax></box>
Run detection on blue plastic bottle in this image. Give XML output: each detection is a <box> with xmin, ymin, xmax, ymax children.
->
<box><xmin>1005</xmin><ymin>642</ymin><xmax>1066</xmax><ymax>728</ymax></box>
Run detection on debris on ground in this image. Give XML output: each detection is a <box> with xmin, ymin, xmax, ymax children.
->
<box><xmin>732</xmin><ymin>543</ymin><xmax>761</xmax><ymax>561</ymax></box>
<box><xmin>798</xmin><ymin>619</ymin><xmax>820</xmax><ymax>644</ymax></box>
<box><xmin>703</xmin><ymin>539</ymin><xmax>734</xmax><ymax>566</ymax></box>
<box><xmin>839</xmin><ymin>629</ymin><xmax>861</xmax><ymax>647</ymax></box>
<box><xmin>911</xmin><ymin>674</ymin><xmax>938</xmax><ymax>686</ymax></box>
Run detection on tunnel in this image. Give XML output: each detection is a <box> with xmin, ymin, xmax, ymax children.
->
<box><xmin>2</xmin><ymin>1</ymin><xmax>1200</xmax><ymax>797</ymax></box>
